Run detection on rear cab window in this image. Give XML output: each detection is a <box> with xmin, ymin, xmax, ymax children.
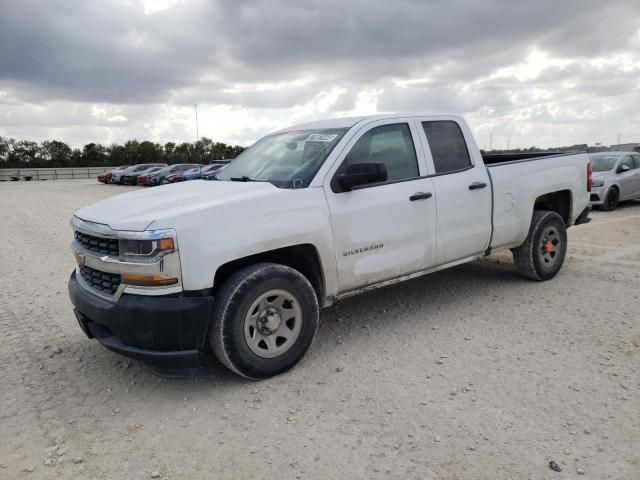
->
<box><xmin>421</xmin><ymin>121</ymin><xmax>472</xmax><ymax>174</ymax></box>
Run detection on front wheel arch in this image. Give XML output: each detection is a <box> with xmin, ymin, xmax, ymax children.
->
<box><xmin>601</xmin><ymin>186</ymin><xmax>620</xmax><ymax>211</ymax></box>
<box><xmin>212</xmin><ymin>244</ymin><xmax>325</xmax><ymax>302</ymax></box>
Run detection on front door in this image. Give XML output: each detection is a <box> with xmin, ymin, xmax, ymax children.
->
<box><xmin>617</xmin><ymin>155</ymin><xmax>639</xmax><ymax>200</ymax></box>
<box><xmin>325</xmin><ymin>120</ymin><xmax>438</xmax><ymax>294</ymax></box>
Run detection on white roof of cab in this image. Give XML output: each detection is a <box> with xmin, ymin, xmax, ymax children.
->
<box><xmin>274</xmin><ymin>113</ymin><xmax>461</xmax><ymax>134</ymax></box>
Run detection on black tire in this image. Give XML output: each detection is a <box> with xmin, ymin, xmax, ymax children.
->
<box><xmin>512</xmin><ymin>210</ymin><xmax>567</xmax><ymax>281</ymax></box>
<box><xmin>600</xmin><ymin>188</ymin><xmax>619</xmax><ymax>211</ymax></box>
<box><xmin>210</xmin><ymin>263</ymin><xmax>319</xmax><ymax>379</ymax></box>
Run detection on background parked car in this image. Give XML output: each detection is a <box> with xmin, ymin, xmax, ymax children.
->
<box><xmin>98</xmin><ymin>166</ymin><xmax>128</xmax><ymax>184</ymax></box>
<box><xmin>179</xmin><ymin>166</ymin><xmax>205</xmax><ymax>182</ymax></box>
<box><xmin>97</xmin><ymin>171</ymin><xmax>112</xmax><ymax>184</ymax></box>
<box><xmin>147</xmin><ymin>164</ymin><xmax>201</xmax><ymax>186</ymax></box>
<box><xmin>202</xmin><ymin>162</ymin><xmax>230</xmax><ymax>180</ymax></box>
<box><xmin>121</xmin><ymin>165</ymin><xmax>166</xmax><ymax>185</ymax></box>
<box><xmin>168</xmin><ymin>163</ymin><xmax>228</xmax><ymax>182</ymax></box>
<box><xmin>589</xmin><ymin>152</ymin><xmax>640</xmax><ymax>211</ymax></box>
<box><xmin>163</xmin><ymin>165</ymin><xmax>204</xmax><ymax>184</ymax></box>
<box><xmin>183</xmin><ymin>162</ymin><xmax>229</xmax><ymax>181</ymax></box>
<box><xmin>112</xmin><ymin>163</ymin><xmax>166</xmax><ymax>184</ymax></box>
<box><xmin>137</xmin><ymin>167</ymin><xmax>165</xmax><ymax>186</ymax></box>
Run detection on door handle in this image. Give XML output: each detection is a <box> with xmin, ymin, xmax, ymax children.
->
<box><xmin>468</xmin><ymin>182</ymin><xmax>487</xmax><ymax>190</ymax></box>
<box><xmin>409</xmin><ymin>192</ymin><xmax>433</xmax><ymax>201</ymax></box>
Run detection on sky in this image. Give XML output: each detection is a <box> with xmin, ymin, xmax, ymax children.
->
<box><xmin>0</xmin><ymin>0</ymin><xmax>639</xmax><ymax>150</ymax></box>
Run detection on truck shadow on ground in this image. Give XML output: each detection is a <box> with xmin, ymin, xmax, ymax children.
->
<box><xmin>169</xmin><ymin>254</ymin><xmax>522</xmax><ymax>385</ymax></box>
<box><xmin>72</xmin><ymin>253</ymin><xmax>530</xmax><ymax>392</ymax></box>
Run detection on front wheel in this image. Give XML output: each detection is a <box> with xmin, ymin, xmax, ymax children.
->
<box><xmin>512</xmin><ymin>210</ymin><xmax>567</xmax><ymax>281</ymax></box>
<box><xmin>210</xmin><ymin>263</ymin><xmax>319</xmax><ymax>379</ymax></box>
<box><xmin>600</xmin><ymin>188</ymin><xmax>619</xmax><ymax>211</ymax></box>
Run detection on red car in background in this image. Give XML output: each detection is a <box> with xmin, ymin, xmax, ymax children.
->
<box><xmin>97</xmin><ymin>171</ymin><xmax>112</xmax><ymax>184</ymax></box>
<box><xmin>98</xmin><ymin>166</ymin><xmax>129</xmax><ymax>184</ymax></box>
<box><xmin>162</xmin><ymin>171</ymin><xmax>186</xmax><ymax>183</ymax></box>
<box><xmin>162</xmin><ymin>165</ymin><xmax>203</xmax><ymax>184</ymax></box>
<box><xmin>137</xmin><ymin>172</ymin><xmax>154</xmax><ymax>186</ymax></box>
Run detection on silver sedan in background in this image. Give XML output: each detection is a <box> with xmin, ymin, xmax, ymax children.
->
<box><xmin>589</xmin><ymin>152</ymin><xmax>640</xmax><ymax>211</ymax></box>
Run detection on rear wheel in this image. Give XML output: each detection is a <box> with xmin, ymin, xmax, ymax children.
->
<box><xmin>600</xmin><ymin>188</ymin><xmax>619</xmax><ymax>211</ymax></box>
<box><xmin>210</xmin><ymin>263</ymin><xmax>319</xmax><ymax>379</ymax></box>
<box><xmin>512</xmin><ymin>210</ymin><xmax>567</xmax><ymax>281</ymax></box>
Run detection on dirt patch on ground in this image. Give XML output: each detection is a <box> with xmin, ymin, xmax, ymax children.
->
<box><xmin>1</xmin><ymin>180</ymin><xmax>638</xmax><ymax>479</ymax></box>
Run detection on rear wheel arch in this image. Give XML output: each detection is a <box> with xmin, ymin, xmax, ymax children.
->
<box><xmin>532</xmin><ymin>190</ymin><xmax>573</xmax><ymax>225</ymax></box>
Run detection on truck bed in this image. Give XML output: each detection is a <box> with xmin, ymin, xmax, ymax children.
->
<box><xmin>484</xmin><ymin>151</ymin><xmax>590</xmax><ymax>250</ymax></box>
<box><xmin>482</xmin><ymin>151</ymin><xmax>583</xmax><ymax>166</ymax></box>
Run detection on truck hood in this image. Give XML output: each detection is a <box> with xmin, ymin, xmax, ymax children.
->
<box><xmin>75</xmin><ymin>180</ymin><xmax>281</xmax><ymax>231</ymax></box>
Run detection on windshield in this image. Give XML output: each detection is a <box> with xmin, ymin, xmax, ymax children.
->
<box><xmin>216</xmin><ymin>128</ymin><xmax>348</xmax><ymax>188</ymax></box>
<box><xmin>590</xmin><ymin>154</ymin><xmax>619</xmax><ymax>172</ymax></box>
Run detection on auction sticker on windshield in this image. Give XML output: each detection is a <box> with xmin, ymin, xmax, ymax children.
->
<box><xmin>305</xmin><ymin>134</ymin><xmax>338</xmax><ymax>142</ymax></box>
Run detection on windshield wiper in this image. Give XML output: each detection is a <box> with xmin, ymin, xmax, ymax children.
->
<box><xmin>230</xmin><ymin>176</ymin><xmax>254</xmax><ymax>182</ymax></box>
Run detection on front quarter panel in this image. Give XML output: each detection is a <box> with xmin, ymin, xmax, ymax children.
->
<box><xmin>148</xmin><ymin>187</ymin><xmax>338</xmax><ymax>300</ymax></box>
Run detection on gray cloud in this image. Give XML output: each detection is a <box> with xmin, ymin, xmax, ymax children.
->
<box><xmin>0</xmin><ymin>0</ymin><xmax>639</xmax><ymax>147</ymax></box>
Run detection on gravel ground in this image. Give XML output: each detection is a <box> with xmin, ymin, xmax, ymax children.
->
<box><xmin>1</xmin><ymin>179</ymin><xmax>638</xmax><ymax>480</ymax></box>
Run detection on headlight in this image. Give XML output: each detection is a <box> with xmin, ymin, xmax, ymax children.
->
<box><xmin>592</xmin><ymin>179</ymin><xmax>604</xmax><ymax>187</ymax></box>
<box><xmin>120</xmin><ymin>237</ymin><xmax>175</xmax><ymax>257</ymax></box>
<box><xmin>118</xmin><ymin>229</ymin><xmax>180</xmax><ymax>286</ymax></box>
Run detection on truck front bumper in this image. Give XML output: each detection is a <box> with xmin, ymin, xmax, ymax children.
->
<box><xmin>69</xmin><ymin>271</ymin><xmax>213</xmax><ymax>371</ymax></box>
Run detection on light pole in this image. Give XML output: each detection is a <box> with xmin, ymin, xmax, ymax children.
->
<box><xmin>194</xmin><ymin>104</ymin><xmax>199</xmax><ymax>142</ymax></box>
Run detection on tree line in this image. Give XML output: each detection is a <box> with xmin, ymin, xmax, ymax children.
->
<box><xmin>0</xmin><ymin>136</ymin><xmax>246</xmax><ymax>169</ymax></box>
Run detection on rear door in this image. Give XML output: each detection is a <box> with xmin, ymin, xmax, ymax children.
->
<box><xmin>413</xmin><ymin>119</ymin><xmax>492</xmax><ymax>264</ymax></box>
<box><xmin>324</xmin><ymin>119</ymin><xmax>438</xmax><ymax>293</ymax></box>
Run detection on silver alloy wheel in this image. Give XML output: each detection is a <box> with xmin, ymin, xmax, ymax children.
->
<box><xmin>243</xmin><ymin>289</ymin><xmax>303</xmax><ymax>358</ymax></box>
<box><xmin>540</xmin><ymin>226</ymin><xmax>560</xmax><ymax>265</ymax></box>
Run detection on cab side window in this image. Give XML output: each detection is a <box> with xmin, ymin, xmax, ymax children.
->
<box><xmin>422</xmin><ymin>121</ymin><xmax>472</xmax><ymax>174</ymax></box>
<box><xmin>339</xmin><ymin>123</ymin><xmax>419</xmax><ymax>185</ymax></box>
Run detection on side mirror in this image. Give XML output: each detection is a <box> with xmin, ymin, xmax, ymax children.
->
<box><xmin>336</xmin><ymin>162</ymin><xmax>387</xmax><ymax>191</ymax></box>
<box><xmin>617</xmin><ymin>164</ymin><xmax>631</xmax><ymax>174</ymax></box>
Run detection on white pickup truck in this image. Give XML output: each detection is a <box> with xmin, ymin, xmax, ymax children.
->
<box><xmin>68</xmin><ymin>114</ymin><xmax>592</xmax><ymax>378</ymax></box>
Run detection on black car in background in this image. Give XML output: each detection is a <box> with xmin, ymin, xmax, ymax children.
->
<box><xmin>112</xmin><ymin>163</ymin><xmax>166</xmax><ymax>184</ymax></box>
<box><xmin>146</xmin><ymin>164</ymin><xmax>202</xmax><ymax>186</ymax></box>
<box><xmin>121</xmin><ymin>165</ymin><xmax>165</xmax><ymax>185</ymax></box>
<box><xmin>201</xmin><ymin>162</ymin><xmax>230</xmax><ymax>180</ymax></box>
